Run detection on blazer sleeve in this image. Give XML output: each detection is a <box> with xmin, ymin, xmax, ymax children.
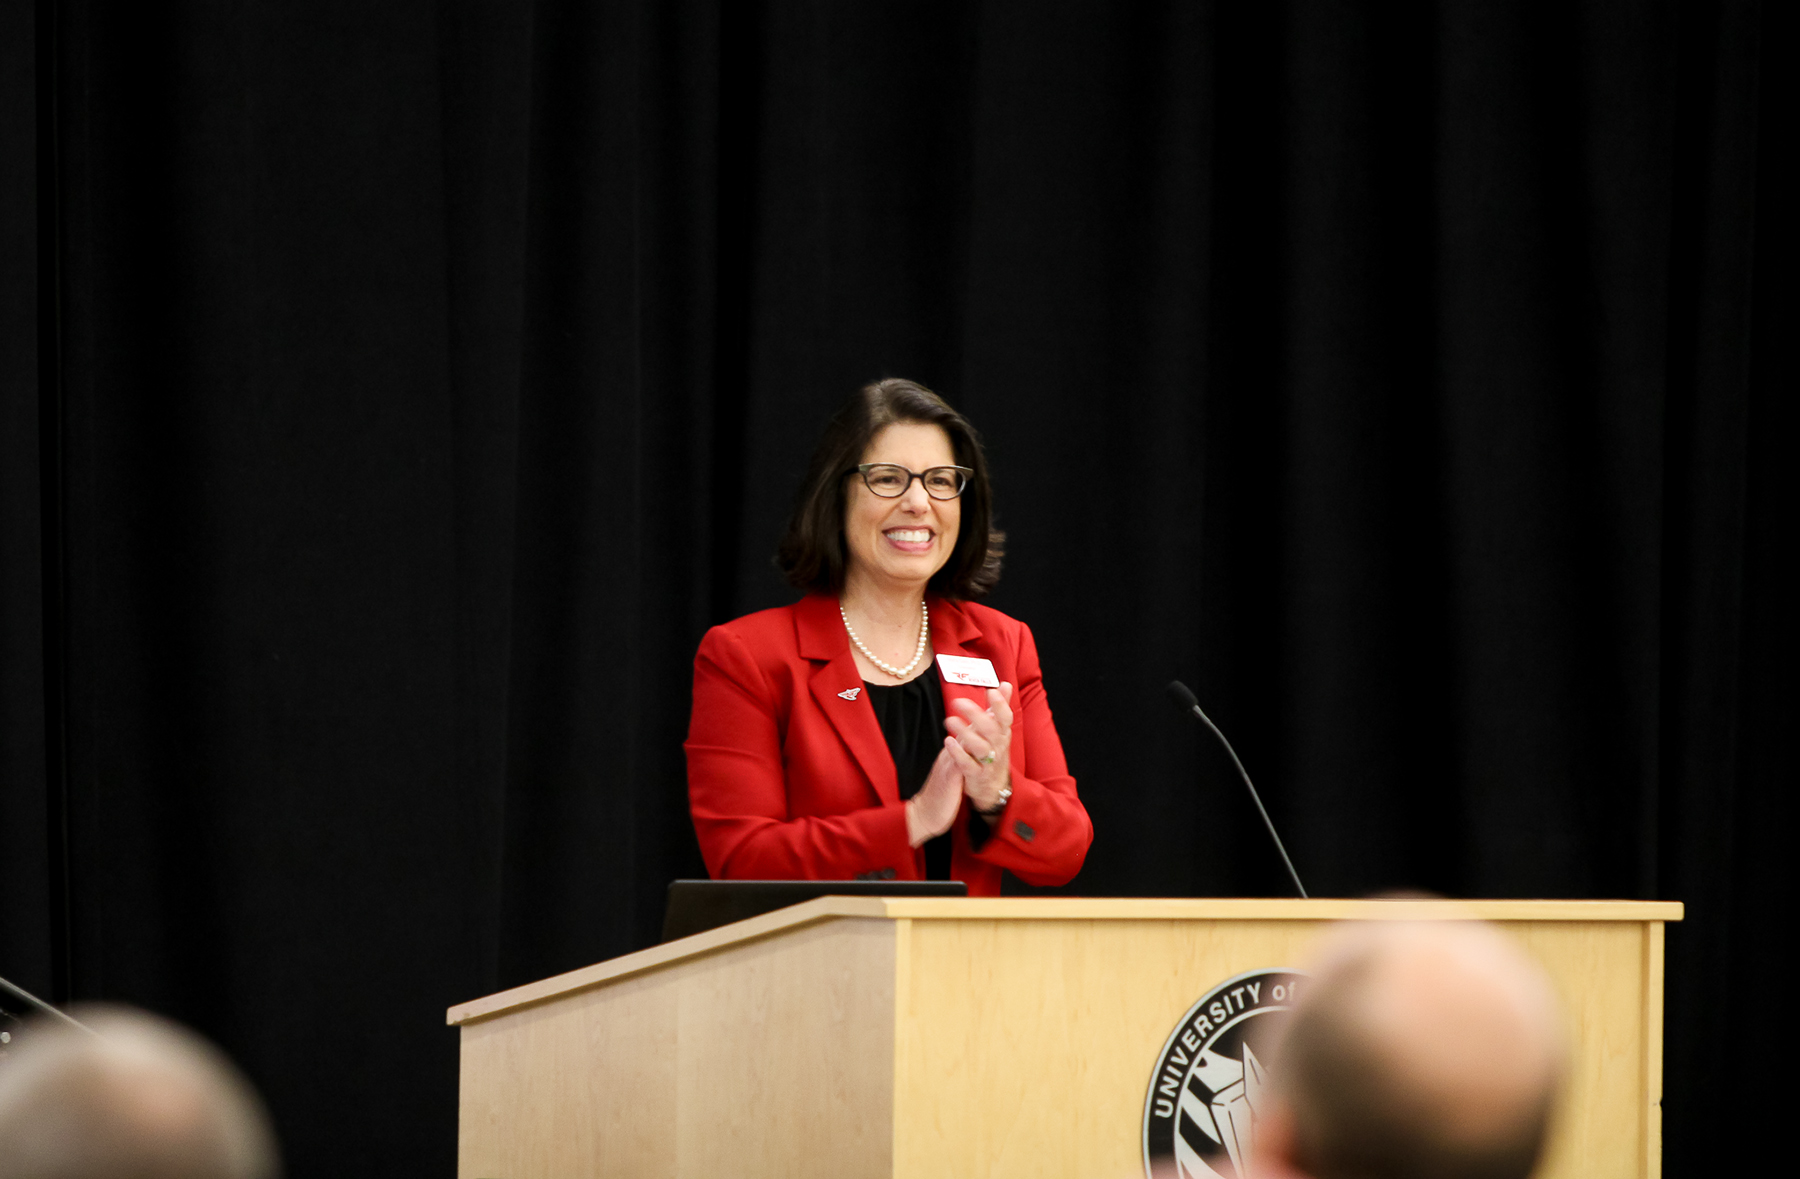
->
<box><xmin>969</xmin><ymin>620</ymin><xmax>1092</xmax><ymax>886</ymax></box>
<box><xmin>685</xmin><ymin>625</ymin><xmax>914</xmax><ymax>880</ymax></box>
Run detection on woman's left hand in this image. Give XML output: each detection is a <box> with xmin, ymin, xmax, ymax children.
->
<box><xmin>945</xmin><ymin>682</ymin><xmax>1015</xmax><ymax>818</ymax></box>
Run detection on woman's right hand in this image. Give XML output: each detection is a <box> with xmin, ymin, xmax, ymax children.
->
<box><xmin>905</xmin><ymin>740</ymin><xmax>964</xmax><ymax>847</ymax></box>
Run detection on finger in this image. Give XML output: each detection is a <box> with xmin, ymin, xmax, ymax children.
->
<box><xmin>951</xmin><ymin>699</ymin><xmax>1009</xmax><ymax>761</ymax></box>
<box><xmin>957</xmin><ymin>732</ymin><xmax>998</xmax><ymax>766</ymax></box>
<box><xmin>950</xmin><ymin>698</ymin><xmax>1004</xmax><ymax>739</ymax></box>
<box><xmin>957</xmin><ymin>738</ymin><xmax>1015</xmax><ymax>792</ymax></box>
<box><xmin>986</xmin><ymin>684</ymin><xmax>1015</xmax><ymax>729</ymax></box>
<box><xmin>945</xmin><ymin>737</ymin><xmax>984</xmax><ymax>777</ymax></box>
<box><xmin>946</xmin><ymin>718</ymin><xmax>991</xmax><ymax>759</ymax></box>
<box><xmin>923</xmin><ymin>742</ymin><xmax>950</xmax><ymax>781</ymax></box>
<box><xmin>963</xmin><ymin>687</ymin><xmax>1010</xmax><ymax>733</ymax></box>
<box><xmin>945</xmin><ymin>715</ymin><xmax>987</xmax><ymax>757</ymax></box>
<box><xmin>951</xmin><ymin>697</ymin><xmax>987</xmax><ymax>723</ymax></box>
<box><xmin>924</xmin><ymin>741</ymin><xmax>963</xmax><ymax>799</ymax></box>
<box><xmin>945</xmin><ymin>742</ymin><xmax>1005</xmax><ymax>812</ymax></box>
<box><xmin>966</xmin><ymin>709</ymin><xmax>1009</xmax><ymax>752</ymax></box>
<box><xmin>946</xmin><ymin>712</ymin><xmax>1001</xmax><ymax>758</ymax></box>
<box><xmin>935</xmin><ymin>736</ymin><xmax>967</xmax><ymax>777</ymax></box>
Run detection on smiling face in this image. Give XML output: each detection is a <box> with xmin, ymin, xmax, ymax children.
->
<box><xmin>842</xmin><ymin>421</ymin><xmax>963</xmax><ymax>597</ymax></box>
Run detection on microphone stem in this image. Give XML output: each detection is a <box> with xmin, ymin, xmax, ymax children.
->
<box><xmin>0</xmin><ymin>975</ymin><xmax>94</xmax><ymax>1033</ymax></box>
<box><xmin>1189</xmin><ymin>706</ymin><xmax>1309</xmax><ymax>899</ymax></box>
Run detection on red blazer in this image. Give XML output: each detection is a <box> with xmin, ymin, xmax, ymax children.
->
<box><xmin>684</xmin><ymin>593</ymin><xmax>1092</xmax><ymax>896</ymax></box>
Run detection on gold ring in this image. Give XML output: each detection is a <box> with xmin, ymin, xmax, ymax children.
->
<box><xmin>979</xmin><ymin>752</ymin><xmax>997</xmax><ymax>765</ymax></box>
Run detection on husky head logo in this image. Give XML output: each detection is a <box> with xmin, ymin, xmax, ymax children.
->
<box><xmin>1142</xmin><ymin>968</ymin><xmax>1307</xmax><ymax>1179</ymax></box>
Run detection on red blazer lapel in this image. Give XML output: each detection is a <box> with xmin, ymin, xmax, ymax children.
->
<box><xmin>928</xmin><ymin>595</ymin><xmax>991</xmax><ymax>720</ymax></box>
<box><xmin>796</xmin><ymin>595</ymin><xmax>899</xmax><ymax>806</ymax></box>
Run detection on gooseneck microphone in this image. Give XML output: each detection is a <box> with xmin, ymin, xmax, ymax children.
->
<box><xmin>0</xmin><ymin>974</ymin><xmax>94</xmax><ymax>1033</ymax></box>
<box><xmin>1165</xmin><ymin>681</ymin><xmax>1309</xmax><ymax>898</ymax></box>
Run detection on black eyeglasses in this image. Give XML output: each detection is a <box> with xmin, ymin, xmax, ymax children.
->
<box><xmin>848</xmin><ymin>463</ymin><xmax>973</xmax><ymax>500</ymax></box>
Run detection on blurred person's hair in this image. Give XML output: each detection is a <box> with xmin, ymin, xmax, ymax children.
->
<box><xmin>1279</xmin><ymin>922</ymin><xmax>1563</xmax><ymax>1179</ymax></box>
<box><xmin>0</xmin><ymin>1005</ymin><xmax>279</xmax><ymax>1179</ymax></box>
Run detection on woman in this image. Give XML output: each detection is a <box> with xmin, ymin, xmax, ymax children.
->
<box><xmin>684</xmin><ymin>378</ymin><xmax>1091</xmax><ymax>895</ymax></box>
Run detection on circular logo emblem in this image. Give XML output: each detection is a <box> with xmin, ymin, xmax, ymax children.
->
<box><xmin>1142</xmin><ymin>968</ymin><xmax>1308</xmax><ymax>1179</ymax></box>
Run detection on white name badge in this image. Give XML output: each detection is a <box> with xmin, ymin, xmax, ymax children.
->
<box><xmin>936</xmin><ymin>654</ymin><xmax>1000</xmax><ymax>689</ymax></box>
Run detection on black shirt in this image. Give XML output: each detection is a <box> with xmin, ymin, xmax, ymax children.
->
<box><xmin>863</xmin><ymin>673</ymin><xmax>954</xmax><ymax>881</ymax></box>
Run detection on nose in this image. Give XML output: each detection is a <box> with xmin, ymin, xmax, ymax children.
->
<box><xmin>898</xmin><ymin>477</ymin><xmax>932</xmax><ymax>512</ymax></box>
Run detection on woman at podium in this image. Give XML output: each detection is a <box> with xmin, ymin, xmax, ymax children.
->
<box><xmin>684</xmin><ymin>378</ymin><xmax>1092</xmax><ymax>896</ymax></box>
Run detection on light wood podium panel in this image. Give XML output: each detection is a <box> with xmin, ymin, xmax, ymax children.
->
<box><xmin>448</xmin><ymin>898</ymin><xmax>1680</xmax><ymax>1179</ymax></box>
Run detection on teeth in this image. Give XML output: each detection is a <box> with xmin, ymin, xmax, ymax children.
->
<box><xmin>887</xmin><ymin>529</ymin><xmax>931</xmax><ymax>543</ymax></box>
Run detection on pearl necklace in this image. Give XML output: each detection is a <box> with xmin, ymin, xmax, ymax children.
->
<box><xmin>841</xmin><ymin>599</ymin><xmax>930</xmax><ymax>680</ymax></box>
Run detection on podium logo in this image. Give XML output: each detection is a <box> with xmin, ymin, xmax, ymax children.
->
<box><xmin>1142</xmin><ymin>967</ymin><xmax>1307</xmax><ymax>1179</ymax></box>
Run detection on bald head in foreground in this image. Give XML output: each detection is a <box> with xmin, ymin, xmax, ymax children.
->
<box><xmin>0</xmin><ymin>1006</ymin><xmax>279</xmax><ymax>1179</ymax></box>
<box><xmin>1258</xmin><ymin>920</ymin><xmax>1567</xmax><ymax>1179</ymax></box>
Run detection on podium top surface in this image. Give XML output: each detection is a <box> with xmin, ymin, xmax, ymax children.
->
<box><xmin>446</xmin><ymin>896</ymin><xmax>1681</xmax><ymax>1026</ymax></box>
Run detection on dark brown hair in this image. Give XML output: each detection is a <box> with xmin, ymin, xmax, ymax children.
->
<box><xmin>777</xmin><ymin>378</ymin><xmax>1003</xmax><ymax>598</ymax></box>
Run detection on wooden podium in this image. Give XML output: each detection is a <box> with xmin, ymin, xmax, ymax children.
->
<box><xmin>447</xmin><ymin>898</ymin><xmax>1679</xmax><ymax>1179</ymax></box>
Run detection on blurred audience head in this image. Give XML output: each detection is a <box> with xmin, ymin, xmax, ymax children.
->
<box><xmin>1260</xmin><ymin>918</ymin><xmax>1567</xmax><ymax>1179</ymax></box>
<box><xmin>0</xmin><ymin>1005</ymin><xmax>278</xmax><ymax>1179</ymax></box>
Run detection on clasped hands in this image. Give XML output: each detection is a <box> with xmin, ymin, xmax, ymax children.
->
<box><xmin>905</xmin><ymin>682</ymin><xmax>1014</xmax><ymax>847</ymax></box>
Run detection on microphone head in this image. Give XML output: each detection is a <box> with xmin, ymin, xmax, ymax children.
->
<box><xmin>1166</xmin><ymin>680</ymin><xmax>1200</xmax><ymax>711</ymax></box>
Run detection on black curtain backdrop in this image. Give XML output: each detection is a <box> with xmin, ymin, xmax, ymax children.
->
<box><xmin>2</xmin><ymin>2</ymin><xmax>1792</xmax><ymax>1174</ymax></box>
